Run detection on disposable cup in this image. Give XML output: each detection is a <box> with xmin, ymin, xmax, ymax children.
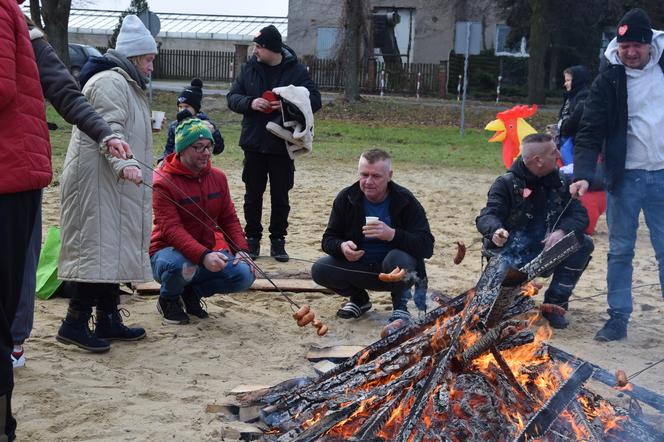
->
<box><xmin>152</xmin><ymin>110</ymin><xmax>165</xmax><ymax>130</ymax></box>
<box><xmin>365</xmin><ymin>216</ymin><xmax>379</xmax><ymax>225</ymax></box>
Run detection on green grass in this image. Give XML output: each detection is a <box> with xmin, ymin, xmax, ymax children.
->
<box><xmin>45</xmin><ymin>89</ymin><xmax>548</xmax><ymax>186</ymax></box>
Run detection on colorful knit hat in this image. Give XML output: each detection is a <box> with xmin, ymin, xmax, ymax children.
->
<box><xmin>175</xmin><ymin>118</ymin><xmax>213</xmax><ymax>154</ymax></box>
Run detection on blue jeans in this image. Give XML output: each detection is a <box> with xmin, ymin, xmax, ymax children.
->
<box><xmin>606</xmin><ymin>169</ymin><xmax>664</xmax><ymax>318</ymax></box>
<box><xmin>151</xmin><ymin>247</ymin><xmax>255</xmax><ymax>300</ymax></box>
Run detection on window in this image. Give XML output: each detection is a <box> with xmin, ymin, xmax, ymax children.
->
<box><xmin>316</xmin><ymin>27</ymin><xmax>339</xmax><ymax>59</ymax></box>
<box><xmin>495</xmin><ymin>24</ymin><xmax>528</xmax><ymax>57</ymax></box>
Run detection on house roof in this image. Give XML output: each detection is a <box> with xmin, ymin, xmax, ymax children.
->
<box><xmin>36</xmin><ymin>8</ymin><xmax>287</xmax><ymax>41</ymax></box>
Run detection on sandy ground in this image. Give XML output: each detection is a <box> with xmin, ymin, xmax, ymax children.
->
<box><xmin>13</xmin><ymin>159</ymin><xmax>664</xmax><ymax>441</ymax></box>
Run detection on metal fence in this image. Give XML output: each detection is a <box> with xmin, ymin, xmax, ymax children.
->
<box><xmin>153</xmin><ymin>49</ymin><xmax>235</xmax><ymax>82</ymax></box>
<box><xmin>94</xmin><ymin>47</ymin><xmax>527</xmax><ymax>98</ymax></box>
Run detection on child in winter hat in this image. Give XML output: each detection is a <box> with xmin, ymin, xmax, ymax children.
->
<box><xmin>160</xmin><ymin>78</ymin><xmax>224</xmax><ymax>161</ymax></box>
<box><xmin>115</xmin><ymin>15</ymin><xmax>158</xmax><ymax>57</ymax></box>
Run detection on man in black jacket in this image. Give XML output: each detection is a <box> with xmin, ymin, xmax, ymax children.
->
<box><xmin>227</xmin><ymin>25</ymin><xmax>321</xmax><ymax>262</ymax></box>
<box><xmin>477</xmin><ymin>134</ymin><xmax>594</xmax><ymax>329</ymax></box>
<box><xmin>311</xmin><ymin>149</ymin><xmax>434</xmax><ymax>323</ymax></box>
<box><xmin>571</xmin><ymin>8</ymin><xmax>664</xmax><ymax>342</ymax></box>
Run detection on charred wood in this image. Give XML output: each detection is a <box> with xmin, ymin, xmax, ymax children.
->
<box><xmin>547</xmin><ymin>345</ymin><xmax>664</xmax><ymax>413</ymax></box>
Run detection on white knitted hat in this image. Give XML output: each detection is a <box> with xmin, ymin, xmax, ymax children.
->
<box><xmin>115</xmin><ymin>15</ymin><xmax>158</xmax><ymax>58</ymax></box>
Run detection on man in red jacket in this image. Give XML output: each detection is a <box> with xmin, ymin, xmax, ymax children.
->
<box><xmin>150</xmin><ymin>119</ymin><xmax>255</xmax><ymax>325</ymax></box>
<box><xmin>1</xmin><ymin>0</ymin><xmax>51</xmax><ymax>439</ymax></box>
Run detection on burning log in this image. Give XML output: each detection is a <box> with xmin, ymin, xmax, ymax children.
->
<box><xmin>244</xmin><ymin>232</ymin><xmax>663</xmax><ymax>441</ymax></box>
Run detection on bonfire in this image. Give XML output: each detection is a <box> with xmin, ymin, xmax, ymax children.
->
<box><xmin>237</xmin><ymin>233</ymin><xmax>663</xmax><ymax>441</ymax></box>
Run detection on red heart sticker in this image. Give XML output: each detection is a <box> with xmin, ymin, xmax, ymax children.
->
<box><xmin>522</xmin><ymin>188</ymin><xmax>532</xmax><ymax>198</ymax></box>
<box><xmin>618</xmin><ymin>25</ymin><xmax>628</xmax><ymax>36</ymax></box>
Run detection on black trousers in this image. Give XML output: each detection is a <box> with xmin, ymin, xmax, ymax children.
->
<box><xmin>242</xmin><ymin>151</ymin><xmax>294</xmax><ymax>240</ymax></box>
<box><xmin>0</xmin><ymin>189</ymin><xmax>40</xmax><ymax>441</ymax></box>
<box><xmin>311</xmin><ymin>249</ymin><xmax>417</xmax><ymax>310</ymax></box>
<box><xmin>68</xmin><ymin>282</ymin><xmax>120</xmax><ymax>313</ymax></box>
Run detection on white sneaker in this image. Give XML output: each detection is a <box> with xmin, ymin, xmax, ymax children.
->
<box><xmin>11</xmin><ymin>346</ymin><xmax>25</xmax><ymax>368</ymax></box>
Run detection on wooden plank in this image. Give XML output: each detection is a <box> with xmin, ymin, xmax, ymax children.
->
<box><xmin>306</xmin><ymin>345</ymin><xmax>366</xmax><ymax>363</ymax></box>
<box><xmin>230</xmin><ymin>384</ymin><xmax>272</xmax><ymax>395</ymax></box>
<box><xmin>250</xmin><ymin>278</ymin><xmax>331</xmax><ymax>293</ymax></box>
<box><xmin>134</xmin><ymin>278</ymin><xmax>331</xmax><ymax>295</ymax></box>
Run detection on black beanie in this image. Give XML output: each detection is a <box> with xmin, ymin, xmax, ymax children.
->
<box><xmin>617</xmin><ymin>8</ymin><xmax>653</xmax><ymax>44</ymax></box>
<box><xmin>253</xmin><ymin>25</ymin><xmax>282</xmax><ymax>53</ymax></box>
<box><xmin>177</xmin><ymin>78</ymin><xmax>203</xmax><ymax>113</ymax></box>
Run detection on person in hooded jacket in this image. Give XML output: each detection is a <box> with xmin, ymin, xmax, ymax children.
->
<box><xmin>477</xmin><ymin>134</ymin><xmax>594</xmax><ymax>329</ymax></box>
<box><xmin>556</xmin><ymin>65</ymin><xmax>606</xmax><ymax>236</ymax></box>
<box><xmin>558</xmin><ymin>65</ymin><xmax>592</xmax><ymax>147</ymax></box>
<box><xmin>227</xmin><ymin>25</ymin><xmax>321</xmax><ymax>263</ymax></box>
<box><xmin>56</xmin><ymin>15</ymin><xmax>158</xmax><ymax>353</ymax></box>
<box><xmin>150</xmin><ymin>118</ymin><xmax>255</xmax><ymax>325</ymax></box>
<box><xmin>571</xmin><ymin>8</ymin><xmax>664</xmax><ymax>342</ymax></box>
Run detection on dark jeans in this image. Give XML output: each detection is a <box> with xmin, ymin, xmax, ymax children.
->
<box><xmin>0</xmin><ymin>189</ymin><xmax>40</xmax><ymax>441</ymax></box>
<box><xmin>543</xmin><ymin>234</ymin><xmax>594</xmax><ymax>308</ymax></box>
<box><xmin>311</xmin><ymin>249</ymin><xmax>417</xmax><ymax>310</ymax></box>
<box><xmin>11</xmin><ymin>192</ymin><xmax>42</xmax><ymax>345</ymax></box>
<box><xmin>242</xmin><ymin>151</ymin><xmax>294</xmax><ymax>240</ymax></box>
<box><xmin>67</xmin><ymin>282</ymin><xmax>120</xmax><ymax>313</ymax></box>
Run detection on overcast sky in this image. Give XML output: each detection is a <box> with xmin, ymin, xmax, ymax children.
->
<box><xmin>76</xmin><ymin>0</ymin><xmax>288</xmax><ymax>16</ymax></box>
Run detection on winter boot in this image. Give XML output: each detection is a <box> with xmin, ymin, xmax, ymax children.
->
<box><xmin>594</xmin><ymin>313</ymin><xmax>628</xmax><ymax>342</ymax></box>
<box><xmin>270</xmin><ymin>237</ymin><xmax>289</xmax><ymax>262</ymax></box>
<box><xmin>95</xmin><ymin>307</ymin><xmax>146</xmax><ymax>341</ymax></box>
<box><xmin>246</xmin><ymin>237</ymin><xmax>260</xmax><ymax>259</ymax></box>
<box><xmin>181</xmin><ymin>286</ymin><xmax>208</xmax><ymax>319</ymax></box>
<box><xmin>157</xmin><ymin>296</ymin><xmax>190</xmax><ymax>325</ymax></box>
<box><xmin>56</xmin><ymin>307</ymin><xmax>111</xmax><ymax>353</ymax></box>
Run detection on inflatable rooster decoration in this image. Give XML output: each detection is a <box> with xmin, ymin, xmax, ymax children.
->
<box><xmin>485</xmin><ymin>104</ymin><xmax>538</xmax><ymax>169</ymax></box>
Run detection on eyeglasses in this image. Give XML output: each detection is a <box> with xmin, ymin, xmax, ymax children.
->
<box><xmin>191</xmin><ymin>143</ymin><xmax>212</xmax><ymax>153</ymax></box>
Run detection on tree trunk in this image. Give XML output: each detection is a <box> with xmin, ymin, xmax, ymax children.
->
<box><xmin>29</xmin><ymin>0</ymin><xmax>43</xmax><ymax>29</ymax></box>
<box><xmin>526</xmin><ymin>0</ymin><xmax>552</xmax><ymax>104</ymax></box>
<box><xmin>41</xmin><ymin>0</ymin><xmax>72</xmax><ymax>67</ymax></box>
<box><xmin>343</xmin><ymin>0</ymin><xmax>363</xmax><ymax>102</ymax></box>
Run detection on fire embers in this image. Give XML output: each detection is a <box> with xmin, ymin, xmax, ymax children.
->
<box><xmin>444</xmin><ymin>374</ymin><xmax>511</xmax><ymax>441</ymax></box>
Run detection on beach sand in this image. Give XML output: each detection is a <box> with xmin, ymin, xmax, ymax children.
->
<box><xmin>14</xmin><ymin>161</ymin><xmax>664</xmax><ymax>440</ymax></box>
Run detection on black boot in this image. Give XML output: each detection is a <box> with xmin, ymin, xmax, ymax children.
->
<box><xmin>595</xmin><ymin>313</ymin><xmax>628</xmax><ymax>342</ymax></box>
<box><xmin>96</xmin><ymin>307</ymin><xmax>146</xmax><ymax>341</ymax></box>
<box><xmin>56</xmin><ymin>307</ymin><xmax>111</xmax><ymax>353</ymax></box>
<box><xmin>181</xmin><ymin>286</ymin><xmax>208</xmax><ymax>319</ymax></box>
<box><xmin>270</xmin><ymin>237</ymin><xmax>289</xmax><ymax>262</ymax></box>
<box><xmin>246</xmin><ymin>237</ymin><xmax>260</xmax><ymax>259</ymax></box>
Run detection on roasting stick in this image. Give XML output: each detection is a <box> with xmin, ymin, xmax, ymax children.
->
<box><xmin>129</xmin><ymin>156</ymin><xmax>329</xmax><ymax>334</ymax></box>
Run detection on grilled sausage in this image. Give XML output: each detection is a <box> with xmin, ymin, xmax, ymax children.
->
<box><xmin>380</xmin><ymin>319</ymin><xmax>405</xmax><ymax>339</ymax></box>
<box><xmin>312</xmin><ymin>319</ymin><xmax>323</xmax><ymax>329</ymax></box>
<box><xmin>297</xmin><ymin>310</ymin><xmax>315</xmax><ymax>327</ymax></box>
<box><xmin>378</xmin><ymin>267</ymin><xmax>406</xmax><ymax>282</ymax></box>
<box><xmin>615</xmin><ymin>370</ymin><xmax>628</xmax><ymax>387</ymax></box>
<box><xmin>292</xmin><ymin>304</ymin><xmax>310</xmax><ymax>320</ymax></box>
<box><xmin>453</xmin><ymin>241</ymin><xmax>466</xmax><ymax>265</ymax></box>
<box><xmin>316</xmin><ymin>324</ymin><xmax>328</xmax><ymax>336</ymax></box>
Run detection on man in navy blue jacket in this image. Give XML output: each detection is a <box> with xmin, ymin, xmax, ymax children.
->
<box><xmin>227</xmin><ymin>25</ymin><xmax>321</xmax><ymax>263</ymax></box>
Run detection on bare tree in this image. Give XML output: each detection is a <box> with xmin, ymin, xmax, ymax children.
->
<box><xmin>40</xmin><ymin>0</ymin><xmax>73</xmax><ymax>66</ymax></box>
<box><xmin>342</xmin><ymin>0</ymin><xmax>365</xmax><ymax>102</ymax></box>
<box><xmin>526</xmin><ymin>0</ymin><xmax>552</xmax><ymax>104</ymax></box>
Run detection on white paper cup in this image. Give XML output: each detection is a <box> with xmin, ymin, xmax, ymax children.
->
<box><xmin>365</xmin><ymin>216</ymin><xmax>379</xmax><ymax>225</ymax></box>
<box><xmin>151</xmin><ymin>110</ymin><xmax>165</xmax><ymax>130</ymax></box>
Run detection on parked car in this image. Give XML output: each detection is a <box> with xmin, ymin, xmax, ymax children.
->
<box><xmin>68</xmin><ymin>43</ymin><xmax>103</xmax><ymax>78</ymax></box>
